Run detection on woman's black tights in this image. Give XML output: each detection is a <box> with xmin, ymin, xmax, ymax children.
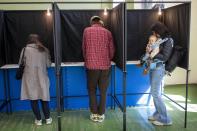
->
<box><xmin>30</xmin><ymin>100</ymin><xmax>50</xmax><ymax>120</ymax></box>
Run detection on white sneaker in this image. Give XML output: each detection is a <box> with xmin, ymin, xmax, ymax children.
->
<box><xmin>46</xmin><ymin>117</ymin><xmax>52</xmax><ymax>124</ymax></box>
<box><xmin>148</xmin><ymin>116</ymin><xmax>156</xmax><ymax>121</ymax></box>
<box><xmin>97</xmin><ymin>114</ymin><xmax>105</xmax><ymax>123</ymax></box>
<box><xmin>152</xmin><ymin>120</ymin><xmax>172</xmax><ymax>126</ymax></box>
<box><xmin>90</xmin><ymin>114</ymin><xmax>98</xmax><ymax>122</ymax></box>
<box><xmin>35</xmin><ymin>119</ymin><xmax>42</xmax><ymax>126</ymax></box>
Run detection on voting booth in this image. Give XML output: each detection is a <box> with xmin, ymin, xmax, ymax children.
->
<box><xmin>0</xmin><ymin>1</ymin><xmax>191</xmax><ymax>131</ymax></box>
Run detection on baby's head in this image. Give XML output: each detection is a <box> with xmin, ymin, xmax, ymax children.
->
<box><xmin>148</xmin><ymin>35</ymin><xmax>157</xmax><ymax>45</ymax></box>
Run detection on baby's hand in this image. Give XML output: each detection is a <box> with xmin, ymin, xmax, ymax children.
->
<box><xmin>146</xmin><ymin>46</ymin><xmax>152</xmax><ymax>53</ymax></box>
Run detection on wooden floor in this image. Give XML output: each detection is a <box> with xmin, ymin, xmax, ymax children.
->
<box><xmin>0</xmin><ymin>84</ymin><xmax>197</xmax><ymax>131</ymax></box>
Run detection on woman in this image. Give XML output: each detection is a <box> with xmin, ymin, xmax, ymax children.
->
<box><xmin>19</xmin><ymin>34</ymin><xmax>52</xmax><ymax>126</ymax></box>
<box><xmin>148</xmin><ymin>22</ymin><xmax>173</xmax><ymax>126</ymax></box>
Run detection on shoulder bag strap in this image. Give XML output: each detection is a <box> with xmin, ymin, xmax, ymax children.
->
<box><xmin>21</xmin><ymin>47</ymin><xmax>26</xmax><ymax>64</ymax></box>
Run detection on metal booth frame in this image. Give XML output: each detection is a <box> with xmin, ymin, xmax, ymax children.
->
<box><xmin>0</xmin><ymin>1</ymin><xmax>191</xmax><ymax>131</ymax></box>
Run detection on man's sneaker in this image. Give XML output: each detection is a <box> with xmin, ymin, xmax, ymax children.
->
<box><xmin>46</xmin><ymin>117</ymin><xmax>52</xmax><ymax>124</ymax></box>
<box><xmin>148</xmin><ymin>116</ymin><xmax>156</xmax><ymax>121</ymax></box>
<box><xmin>35</xmin><ymin>119</ymin><xmax>42</xmax><ymax>126</ymax></box>
<box><xmin>97</xmin><ymin>114</ymin><xmax>105</xmax><ymax>123</ymax></box>
<box><xmin>152</xmin><ymin>120</ymin><xmax>172</xmax><ymax>126</ymax></box>
<box><xmin>90</xmin><ymin>114</ymin><xmax>98</xmax><ymax>122</ymax></box>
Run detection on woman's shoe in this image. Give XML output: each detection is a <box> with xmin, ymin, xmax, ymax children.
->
<box><xmin>46</xmin><ymin>117</ymin><xmax>52</xmax><ymax>124</ymax></box>
<box><xmin>35</xmin><ymin>119</ymin><xmax>42</xmax><ymax>126</ymax></box>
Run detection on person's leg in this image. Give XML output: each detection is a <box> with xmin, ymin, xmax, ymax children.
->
<box><xmin>87</xmin><ymin>69</ymin><xmax>100</xmax><ymax>114</ymax></box>
<box><xmin>40</xmin><ymin>100</ymin><xmax>50</xmax><ymax>119</ymax></box>
<box><xmin>98</xmin><ymin>68</ymin><xmax>111</xmax><ymax>115</ymax></box>
<box><xmin>30</xmin><ymin>100</ymin><xmax>41</xmax><ymax>120</ymax></box>
<box><xmin>30</xmin><ymin>100</ymin><xmax>42</xmax><ymax>125</ymax></box>
<box><xmin>41</xmin><ymin>100</ymin><xmax>52</xmax><ymax>124</ymax></box>
<box><xmin>150</xmin><ymin>66</ymin><xmax>172</xmax><ymax>124</ymax></box>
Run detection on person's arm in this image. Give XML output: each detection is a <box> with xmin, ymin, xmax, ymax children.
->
<box><xmin>109</xmin><ymin>32</ymin><xmax>115</xmax><ymax>60</ymax></box>
<box><xmin>46</xmin><ymin>49</ymin><xmax>51</xmax><ymax>67</ymax></box>
<box><xmin>18</xmin><ymin>47</ymin><xmax>25</xmax><ymax>65</ymax></box>
<box><xmin>153</xmin><ymin>38</ymin><xmax>174</xmax><ymax>62</ymax></box>
<box><xmin>82</xmin><ymin>29</ymin><xmax>87</xmax><ymax>59</ymax></box>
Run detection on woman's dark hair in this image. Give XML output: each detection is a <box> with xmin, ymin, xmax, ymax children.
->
<box><xmin>27</xmin><ymin>34</ymin><xmax>46</xmax><ymax>52</ymax></box>
<box><xmin>151</xmin><ymin>22</ymin><xmax>170</xmax><ymax>38</ymax></box>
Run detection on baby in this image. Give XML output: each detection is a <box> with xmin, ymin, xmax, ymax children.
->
<box><xmin>138</xmin><ymin>35</ymin><xmax>161</xmax><ymax>74</ymax></box>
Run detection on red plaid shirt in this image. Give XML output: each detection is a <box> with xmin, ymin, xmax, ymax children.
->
<box><xmin>82</xmin><ymin>24</ymin><xmax>115</xmax><ymax>70</ymax></box>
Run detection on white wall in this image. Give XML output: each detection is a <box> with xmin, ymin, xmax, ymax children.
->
<box><xmin>188</xmin><ymin>0</ymin><xmax>197</xmax><ymax>84</ymax></box>
<box><xmin>0</xmin><ymin>0</ymin><xmax>113</xmax><ymax>10</ymax></box>
<box><xmin>187</xmin><ymin>0</ymin><xmax>197</xmax><ymax>84</ymax></box>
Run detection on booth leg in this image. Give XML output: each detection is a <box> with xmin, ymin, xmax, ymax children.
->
<box><xmin>123</xmin><ymin>71</ymin><xmax>127</xmax><ymax>131</ymax></box>
<box><xmin>60</xmin><ymin>69</ymin><xmax>64</xmax><ymax>112</ymax></box>
<box><xmin>113</xmin><ymin>66</ymin><xmax>116</xmax><ymax>110</ymax></box>
<box><xmin>184</xmin><ymin>69</ymin><xmax>190</xmax><ymax>128</ymax></box>
<box><xmin>7</xmin><ymin>69</ymin><xmax>12</xmax><ymax>114</ymax></box>
<box><xmin>4</xmin><ymin>70</ymin><xmax>8</xmax><ymax>114</ymax></box>
<box><xmin>111</xmin><ymin>66</ymin><xmax>115</xmax><ymax>110</ymax></box>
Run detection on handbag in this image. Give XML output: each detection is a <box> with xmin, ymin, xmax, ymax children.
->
<box><xmin>15</xmin><ymin>48</ymin><xmax>26</xmax><ymax>80</ymax></box>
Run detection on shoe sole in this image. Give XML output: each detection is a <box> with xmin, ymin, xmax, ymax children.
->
<box><xmin>35</xmin><ymin>123</ymin><xmax>42</xmax><ymax>126</ymax></box>
<box><xmin>153</xmin><ymin>124</ymin><xmax>172</xmax><ymax>126</ymax></box>
<box><xmin>97</xmin><ymin>120</ymin><xmax>104</xmax><ymax>123</ymax></box>
<box><xmin>152</xmin><ymin>122</ymin><xmax>172</xmax><ymax>126</ymax></box>
<box><xmin>164</xmin><ymin>123</ymin><xmax>172</xmax><ymax>126</ymax></box>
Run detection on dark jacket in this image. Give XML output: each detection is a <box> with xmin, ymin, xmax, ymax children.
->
<box><xmin>154</xmin><ymin>37</ymin><xmax>174</xmax><ymax>62</ymax></box>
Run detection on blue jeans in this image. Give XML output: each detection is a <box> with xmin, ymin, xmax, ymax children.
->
<box><xmin>149</xmin><ymin>64</ymin><xmax>172</xmax><ymax>124</ymax></box>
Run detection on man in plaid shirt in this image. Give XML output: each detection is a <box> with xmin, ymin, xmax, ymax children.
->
<box><xmin>82</xmin><ymin>16</ymin><xmax>115</xmax><ymax>123</ymax></box>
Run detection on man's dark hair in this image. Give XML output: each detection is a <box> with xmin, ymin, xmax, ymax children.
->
<box><xmin>90</xmin><ymin>16</ymin><xmax>101</xmax><ymax>25</ymax></box>
<box><xmin>92</xmin><ymin>17</ymin><xmax>100</xmax><ymax>22</ymax></box>
<box><xmin>151</xmin><ymin>22</ymin><xmax>170</xmax><ymax>38</ymax></box>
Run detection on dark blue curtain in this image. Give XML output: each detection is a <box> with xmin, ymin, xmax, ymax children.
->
<box><xmin>127</xmin><ymin>10</ymin><xmax>160</xmax><ymax>61</ymax></box>
<box><xmin>3</xmin><ymin>11</ymin><xmax>53</xmax><ymax>64</ymax></box>
<box><xmin>60</xmin><ymin>10</ymin><xmax>110</xmax><ymax>62</ymax></box>
<box><xmin>164</xmin><ymin>3</ymin><xmax>190</xmax><ymax>69</ymax></box>
<box><xmin>1</xmin><ymin>3</ymin><xmax>190</xmax><ymax>71</ymax></box>
<box><xmin>0</xmin><ymin>11</ymin><xmax>5</xmax><ymax>66</ymax></box>
<box><xmin>110</xmin><ymin>3</ymin><xmax>125</xmax><ymax>70</ymax></box>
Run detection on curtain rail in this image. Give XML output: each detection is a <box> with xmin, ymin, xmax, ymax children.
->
<box><xmin>0</xmin><ymin>1</ymin><xmax>191</xmax><ymax>5</ymax></box>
